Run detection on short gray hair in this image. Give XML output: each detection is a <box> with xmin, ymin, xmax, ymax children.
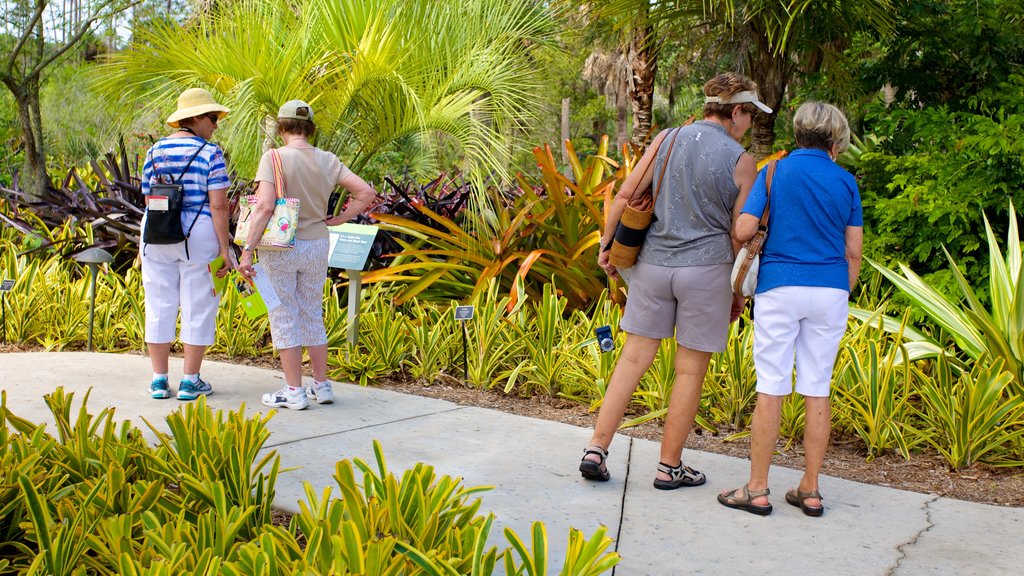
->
<box><xmin>793</xmin><ymin>102</ymin><xmax>850</xmax><ymax>154</ymax></box>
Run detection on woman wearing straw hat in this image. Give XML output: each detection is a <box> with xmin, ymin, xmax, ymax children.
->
<box><xmin>237</xmin><ymin>100</ymin><xmax>376</xmax><ymax>410</ymax></box>
<box><xmin>579</xmin><ymin>72</ymin><xmax>765</xmax><ymax>488</ymax></box>
<box><xmin>142</xmin><ymin>87</ymin><xmax>234</xmax><ymax>401</ymax></box>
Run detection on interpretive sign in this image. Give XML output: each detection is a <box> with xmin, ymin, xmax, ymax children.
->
<box><xmin>327</xmin><ymin>223</ymin><xmax>379</xmax><ymax>270</ymax></box>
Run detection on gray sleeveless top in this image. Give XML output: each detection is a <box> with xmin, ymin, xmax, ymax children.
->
<box><xmin>639</xmin><ymin>121</ymin><xmax>745</xmax><ymax>267</ymax></box>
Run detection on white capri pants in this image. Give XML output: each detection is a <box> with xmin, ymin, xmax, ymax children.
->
<box><xmin>258</xmin><ymin>238</ymin><xmax>329</xmax><ymax>350</ymax></box>
<box><xmin>752</xmin><ymin>286</ymin><xmax>849</xmax><ymax>397</ymax></box>
<box><xmin>140</xmin><ymin>215</ymin><xmax>221</xmax><ymax>346</ymax></box>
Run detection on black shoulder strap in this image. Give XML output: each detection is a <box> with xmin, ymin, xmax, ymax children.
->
<box><xmin>174</xmin><ymin>142</ymin><xmax>208</xmax><ymax>183</ymax></box>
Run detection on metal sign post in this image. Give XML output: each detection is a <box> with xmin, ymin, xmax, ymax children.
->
<box><xmin>346</xmin><ymin>269</ymin><xmax>362</xmax><ymax>360</ymax></box>
<box><xmin>453</xmin><ymin>305</ymin><xmax>474</xmax><ymax>381</ymax></box>
<box><xmin>0</xmin><ymin>279</ymin><xmax>14</xmax><ymax>344</ymax></box>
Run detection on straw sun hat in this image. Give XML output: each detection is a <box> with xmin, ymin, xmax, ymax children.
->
<box><xmin>165</xmin><ymin>88</ymin><xmax>231</xmax><ymax>128</ymax></box>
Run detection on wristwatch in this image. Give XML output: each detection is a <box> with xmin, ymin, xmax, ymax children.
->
<box><xmin>242</xmin><ymin>244</ymin><xmax>254</xmax><ymax>253</ymax></box>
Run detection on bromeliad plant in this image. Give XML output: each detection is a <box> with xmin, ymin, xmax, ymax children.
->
<box><xmin>364</xmin><ymin>136</ymin><xmax>635</xmax><ymax>310</ymax></box>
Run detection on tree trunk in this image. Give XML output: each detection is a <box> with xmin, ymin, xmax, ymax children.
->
<box><xmin>9</xmin><ymin>79</ymin><xmax>48</xmax><ymax>199</ymax></box>
<box><xmin>746</xmin><ymin>30</ymin><xmax>791</xmax><ymax>160</ymax></box>
<box><xmin>615</xmin><ymin>78</ymin><xmax>628</xmax><ymax>151</ymax></box>
<box><xmin>627</xmin><ymin>20</ymin><xmax>658</xmax><ymax>149</ymax></box>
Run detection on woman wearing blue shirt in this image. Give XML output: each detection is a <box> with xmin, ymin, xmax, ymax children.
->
<box><xmin>141</xmin><ymin>88</ymin><xmax>234</xmax><ymax>401</ymax></box>
<box><xmin>719</xmin><ymin>102</ymin><xmax>863</xmax><ymax>517</ymax></box>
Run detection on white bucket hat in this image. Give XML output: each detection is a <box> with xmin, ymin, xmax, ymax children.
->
<box><xmin>278</xmin><ymin>100</ymin><xmax>314</xmax><ymax>121</ymax></box>
<box><xmin>165</xmin><ymin>88</ymin><xmax>230</xmax><ymax>128</ymax></box>
<box><xmin>704</xmin><ymin>90</ymin><xmax>773</xmax><ymax>114</ymax></box>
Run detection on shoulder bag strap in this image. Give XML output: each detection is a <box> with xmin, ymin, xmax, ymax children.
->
<box><xmin>174</xmin><ymin>141</ymin><xmax>208</xmax><ymax>183</ymax></box>
<box><xmin>181</xmin><ymin>142</ymin><xmax>211</xmax><ymax>259</ymax></box>
<box><xmin>651</xmin><ymin>127</ymin><xmax>682</xmax><ymax>204</ymax></box>
<box><xmin>270</xmin><ymin>149</ymin><xmax>286</xmax><ymax>199</ymax></box>
<box><xmin>758</xmin><ymin>159</ymin><xmax>778</xmax><ymax>229</ymax></box>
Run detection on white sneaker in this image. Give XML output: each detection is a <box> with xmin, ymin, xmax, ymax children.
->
<box><xmin>307</xmin><ymin>381</ymin><xmax>334</xmax><ymax>404</ymax></box>
<box><xmin>262</xmin><ymin>387</ymin><xmax>309</xmax><ymax>410</ymax></box>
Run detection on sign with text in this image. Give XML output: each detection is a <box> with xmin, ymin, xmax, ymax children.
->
<box><xmin>328</xmin><ymin>223</ymin><xmax>379</xmax><ymax>270</ymax></box>
<box><xmin>454</xmin><ymin>305</ymin><xmax>474</xmax><ymax>321</ymax></box>
<box><xmin>0</xmin><ymin>279</ymin><xmax>14</xmax><ymax>293</ymax></box>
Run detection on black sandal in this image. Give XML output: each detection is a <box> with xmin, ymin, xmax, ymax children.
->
<box><xmin>785</xmin><ymin>488</ymin><xmax>824</xmax><ymax>517</ymax></box>
<box><xmin>718</xmin><ymin>484</ymin><xmax>773</xmax><ymax>516</ymax></box>
<box><xmin>579</xmin><ymin>446</ymin><xmax>610</xmax><ymax>481</ymax></box>
<box><xmin>653</xmin><ymin>461</ymin><xmax>706</xmax><ymax>490</ymax></box>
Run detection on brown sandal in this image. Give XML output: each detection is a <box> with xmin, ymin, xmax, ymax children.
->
<box><xmin>718</xmin><ymin>484</ymin><xmax>772</xmax><ymax>516</ymax></box>
<box><xmin>785</xmin><ymin>488</ymin><xmax>824</xmax><ymax>517</ymax></box>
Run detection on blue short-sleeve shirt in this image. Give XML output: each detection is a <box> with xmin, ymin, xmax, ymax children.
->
<box><xmin>741</xmin><ymin>148</ymin><xmax>862</xmax><ymax>294</ymax></box>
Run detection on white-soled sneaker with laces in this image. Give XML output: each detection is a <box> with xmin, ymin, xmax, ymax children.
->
<box><xmin>262</xmin><ymin>386</ymin><xmax>309</xmax><ymax>410</ymax></box>
<box><xmin>306</xmin><ymin>381</ymin><xmax>334</xmax><ymax>404</ymax></box>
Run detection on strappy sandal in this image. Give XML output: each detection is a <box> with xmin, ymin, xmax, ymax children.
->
<box><xmin>653</xmin><ymin>461</ymin><xmax>706</xmax><ymax>490</ymax></box>
<box><xmin>785</xmin><ymin>488</ymin><xmax>824</xmax><ymax>517</ymax></box>
<box><xmin>579</xmin><ymin>446</ymin><xmax>610</xmax><ymax>482</ymax></box>
<box><xmin>717</xmin><ymin>484</ymin><xmax>773</xmax><ymax>516</ymax></box>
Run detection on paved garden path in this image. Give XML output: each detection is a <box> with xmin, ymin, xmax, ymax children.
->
<box><xmin>2</xmin><ymin>352</ymin><xmax>1021</xmax><ymax>575</ymax></box>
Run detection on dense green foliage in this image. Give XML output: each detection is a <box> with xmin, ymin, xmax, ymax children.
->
<box><xmin>0</xmin><ymin>391</ymin><xmax>619</xmax><ymax>574</ymax></box>
<box><xmin>854</xmin><ymin>77</ymin><xmax>1024</xmax><ymax>292</ymax></box>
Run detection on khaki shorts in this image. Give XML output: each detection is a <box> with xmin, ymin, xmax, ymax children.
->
<box><xmin>619</xmin><ymin>261</ymin><xmax>733</xmax><ymax>352</ymax></box>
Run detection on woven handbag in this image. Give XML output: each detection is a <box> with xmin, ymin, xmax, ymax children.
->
<box><xmin>731</xmin><ymin>160</ymin><xmax>778</xmax><ymax>296</ymax></box>
<box><xmin>234</xmin><ymin>149</ymin><xmax>299</xmax><ymax>251</ymax></box>
<box><xmin>608</xmin><ymin>128</ymin><xmax>681</xmax><ymax>269</ymax></box>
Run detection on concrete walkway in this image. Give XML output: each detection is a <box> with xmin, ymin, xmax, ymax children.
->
<box><xmin>2</xmin><ymin>352</ymin><xmax>1021</xmax><ymax>575</ymax></box>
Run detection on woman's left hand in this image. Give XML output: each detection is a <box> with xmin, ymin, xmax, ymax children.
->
<box><xmin>598</xmin><ymin>249</ymin><xmax>620</xmax><ymax>281</ymax></box>
<box><xmin>238</xmin><ymin>251</ymin><xmax>256</xmax><ymax>281</ymax></box>
<box><xmin>324</xmin><ymin>215</ymin><xmax>344</xmax><ymax>227</ymax></box>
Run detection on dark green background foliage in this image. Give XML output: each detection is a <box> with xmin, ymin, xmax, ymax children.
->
<box><xmin>855</xmin><ymin>77</ymin><xmax>1024</xmax><ymax>294</ymax></box>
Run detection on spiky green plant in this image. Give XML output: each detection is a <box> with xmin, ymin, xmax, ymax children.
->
<box><xmin>868</xmin><ymin>201</ymin><xmax>1024</xmax><ymax>392</ymax></box>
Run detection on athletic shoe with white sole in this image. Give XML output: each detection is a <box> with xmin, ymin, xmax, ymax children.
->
<box><xmin>177</xmin><ymin>376</ymin><xmax>212</xmax><ymax>401</ymax></box>
<box><xmin>306</xmin><ymin>381</ymin><xmax>335</xmax><ymax>404</ymax></box>
<box><xmin>149</xmin><ymin>377</ymin><xmax>171</xmax><ymax>399</ymax></box>
<box><xmin>262</xmin><ymin>386</ymin><xmax>309</xmax><ymax>410</ymax></box>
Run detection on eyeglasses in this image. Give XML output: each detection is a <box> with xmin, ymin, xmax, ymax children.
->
<box><xmin>203</xmin><ymin>113</ymin><xmax>220</xmax><ymax>125</ymax></box>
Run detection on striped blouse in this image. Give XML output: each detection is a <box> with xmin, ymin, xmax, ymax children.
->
<box><xmin>142</xmin><ymin>136</ymin><xmax>230</xmax><ymax>221</ymax></box>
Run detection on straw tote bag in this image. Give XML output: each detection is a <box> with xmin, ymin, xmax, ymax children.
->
<box><xmin>608</xmin><ymin>128</ymin><xmax>681</xmax><ymax>269</ymax></box>
<box><xmin>731</xmin><ymin>160</ymin><xmax>778</xmax><ymax>296</ymax></box>
<box><xmin>234</xmin><ymin>149</ymin><xmax>299</xmax><ymax>250</ymax></box>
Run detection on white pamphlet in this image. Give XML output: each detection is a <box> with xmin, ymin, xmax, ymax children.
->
<box><xmin>251</xmin><ymin>263</ymin><xmax>281</xmax><ymax>311</ymax></box>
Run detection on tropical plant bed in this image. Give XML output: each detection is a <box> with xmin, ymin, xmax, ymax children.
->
<box><xmin>5</xmin><ymin>343</ymin><xmax>1022</xmax><ymax>507</ymax></box>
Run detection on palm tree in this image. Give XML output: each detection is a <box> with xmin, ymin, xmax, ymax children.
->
<box><xmin>92</xmin><ymin>0</ymin><xmax>557</xmax><ymax>178</ymax></box>
<box><xmin>598</xmin><ymin>0</ymin><xmax>895</xmax><ymax>158</ymax></box>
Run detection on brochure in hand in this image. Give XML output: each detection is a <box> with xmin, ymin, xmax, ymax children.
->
<box><xmin>207</xmin><ymin>257</ymin><xmax>281</xmax><ymax>319</ymax></box>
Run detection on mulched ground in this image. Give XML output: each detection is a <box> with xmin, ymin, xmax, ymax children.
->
<box><xmin>6</xmin><ymin>344</ymin><xmax>1022</xmax><ymax>507</ymax></box>
<box><xmin>371</xmin><ymin>374</ymin><xmax>1024</xmax><ymax>508</ymax></box>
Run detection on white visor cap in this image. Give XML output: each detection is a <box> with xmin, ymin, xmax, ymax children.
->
<box><xmin>704</xmin><ymin>90</ymin><xmax>772</xmax><ymax>114</ymax></box>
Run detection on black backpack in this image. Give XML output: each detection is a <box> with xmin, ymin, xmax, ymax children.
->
<box><xmin>143</xmin><ymin>142</ymin><xmax>208</xmax><ymax>258</ymax></box>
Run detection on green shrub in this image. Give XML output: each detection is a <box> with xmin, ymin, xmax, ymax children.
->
<box><xmin>0</xmin><ymin>389</ymin><xmax>619</xmax><ymax>574</ymax></box>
